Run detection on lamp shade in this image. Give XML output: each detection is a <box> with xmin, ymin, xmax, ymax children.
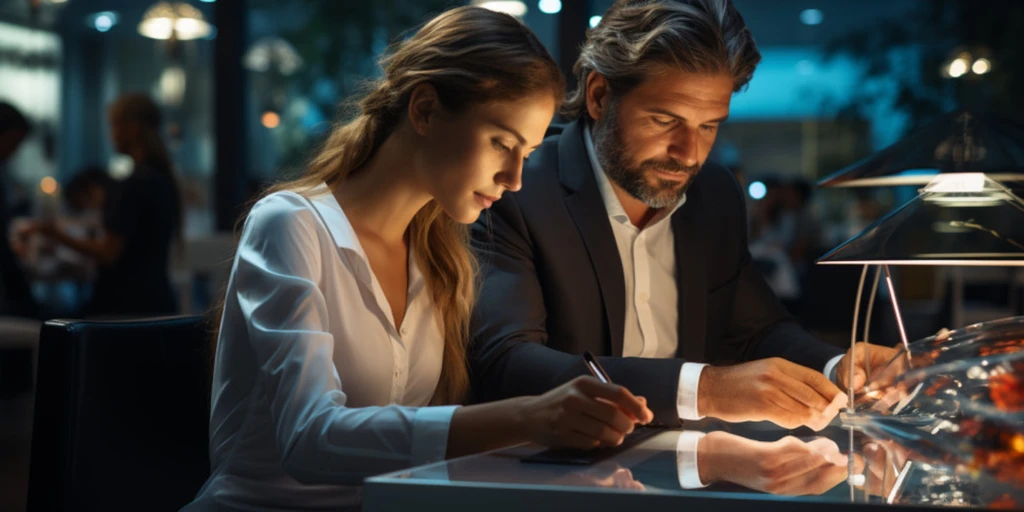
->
<box><xmin>244</xmin><ymin>37</ymin><xmax>303</xmax><ymax>75</ymax></box>
<box><xmin>818</xmin><ymin>110</ymin><xmax>1024</xmax><ymax>188</ymax></box>
<box><xmin>138</xmin><ymin>2</ymin><xmax>212</xmax><ymax>41</ymax></box>
<box><xmin>817</xmin><ymin>174</ymin><xmax>1024</xmax><ymax>266</ymax></box>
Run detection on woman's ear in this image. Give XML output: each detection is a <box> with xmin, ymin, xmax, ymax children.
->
<box><xmin>407</xmin><ymin>83</ymin><xmax>440</xmax><ymax>136</ymax></box>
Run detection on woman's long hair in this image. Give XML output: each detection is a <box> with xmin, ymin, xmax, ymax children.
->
<box><xmin>211</xmin><ymin>6</ymin><xmax>564</xmax><ymax>405</ymax></box>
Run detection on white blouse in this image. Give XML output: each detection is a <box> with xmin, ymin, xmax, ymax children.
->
<box><xmin>184</xmin><ymin>187</ymin><xmax>458</xmax><ymax>512</ymax></box>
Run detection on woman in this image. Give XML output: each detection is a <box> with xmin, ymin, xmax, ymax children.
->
<box><xmin>23</xmin><ymin>94</ymin><xmax>182</xmax><ymax>317</ymax></box>
<box><xmin>185</xmin><ymin>7</ymin><xmax>653</xmax><ymax>512</ymax></box>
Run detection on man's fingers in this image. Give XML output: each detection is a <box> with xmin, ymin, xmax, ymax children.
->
<box><xmin>788</xmin><ymin>364</ymin><xmax>843</xmax><ymax>403</ymax></box>
<box><xmin>851</xmin><ymin>368</ymin><xmax>868</xmax><ymax>391</ymax></box>
<box><xmin>779</xmin><ymin>367</ymin><xmax>846</xmax><ymax>413</ymax></box>
<box><xmin>779</xmin><ymin>462</ymin><xmax>848</xmax><ymax>496</ymax></box>
<box><xmin>764</xmin><ymin>388</ymin><xmax>831</xmax><ymax>430</ymax></box>
<box><xmin>769</xmin><ymin>449</ymin><xmax>837</xmax><ymax>480</ymax></box>
<box><xmin>804</xmin><ymin>437</ymin><xmax>842</xmax><ymax>460</ymax></box>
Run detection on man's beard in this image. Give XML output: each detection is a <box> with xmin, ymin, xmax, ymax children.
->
<box><xmin>592</xmin><ymin>104</ymin><xmax>701</xmax><ymax>209</ymax></box>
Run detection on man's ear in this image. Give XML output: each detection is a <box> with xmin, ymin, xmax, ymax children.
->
<box><xmin>585</xmin><ymin>71</ymin><xmax>611</xmax><ymax>122</ymax></box>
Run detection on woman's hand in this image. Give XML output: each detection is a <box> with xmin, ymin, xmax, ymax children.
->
<box><xmin>517</xmin><ymin>376</ymin><xmax>653</xmax><ymax>450</ymax></box>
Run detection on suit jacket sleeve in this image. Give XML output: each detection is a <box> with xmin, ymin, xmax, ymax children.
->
<box><xmin>714</xmin><ymin>173</ymin><xmax>844</xmax><ymax>371</ymax></box>
<box><xmin>469</xmin><ymin>193</ymin><xmax>685</xmax><ymax>425</ymax></box>
<box><xmin>721</xmin><ymin>251</ymin><xmax>844</xmax><ymax>370</ymax></box>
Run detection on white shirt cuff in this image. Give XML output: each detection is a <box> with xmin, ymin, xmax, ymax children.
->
<box><xmin>676</xmin><ymin>363</ymin><xmax>708</xmax><ymax>421</ymax></box>
<box><xmin>676</xmin><ymin>430</ymin><xmax>708</xmax><ymax>489</ymax></box>
<box><xmin>823</xmin><ymin>354</ymin><xmax>844</xmax><ymax>384</ymax></box>
<box><xmin>410</xmin><ymin>405</ymin><xmax>459</xmax><ymax>466</ymax></box>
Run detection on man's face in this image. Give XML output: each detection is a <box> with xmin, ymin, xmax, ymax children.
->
<box><xmin>589</xmin><ymin>69</ymin><xmax>733</xmax><ymax>208</ymax></box>
<box><xmin>0</xmin><ymin>129</ymin><xmax>27</xmax><ymax>163</ymax></box>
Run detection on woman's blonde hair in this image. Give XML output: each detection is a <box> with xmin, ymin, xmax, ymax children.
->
<box><xmin>213</xmin><ymin>6</ymin><xmax>563</xmax><ymax>405</ymax></box>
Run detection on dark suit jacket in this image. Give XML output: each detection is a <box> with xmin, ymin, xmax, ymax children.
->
<box><xmin>469</xmin><ymin>119</ymin><xmax>844</xmax><ymax>424</ymax></box>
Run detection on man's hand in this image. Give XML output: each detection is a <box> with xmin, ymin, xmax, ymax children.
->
<box><xmin>851</xmin><ymin>440</ymin><xmax>911</xmax><ymax>498</ymax></box>
<box><xmin>697</xmin><ymin>432</ymin><xmax>848</xmax><ymax>495</ymax></box>
<box><xmin>698</xmin><ymin>358</ymin><xmax>847</xmax><ymax>431</ymax></box>
<box><xmin>834</xmin><ymin>342</ymin><xmax>901</xmax><ymax>392</ymax></box>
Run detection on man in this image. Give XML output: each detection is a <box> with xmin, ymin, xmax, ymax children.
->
<box><xmin>470</xmin><ymin>0</ymin><xmax>894</xmax><ymax>430</ymax></box>
<box><xmin>0</xmin><ymin>102</ymin><xmax>38</xmax><ymax>318</ymax></box>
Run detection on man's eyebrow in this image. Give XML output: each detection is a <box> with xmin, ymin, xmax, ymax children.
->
<box><xmin>645</xmin><ymin>108</ymin><xmax>729</xmax><ymax>124</ymax></box>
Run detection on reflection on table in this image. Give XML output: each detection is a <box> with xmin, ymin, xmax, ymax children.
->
<box><xmin>364</xmin><ymin>420</ymin><xmax>1022</xmax><ymax>511</ymax></box>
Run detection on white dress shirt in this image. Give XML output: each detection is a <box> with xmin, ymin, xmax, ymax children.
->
<box><xmin>184</xmin><ymin>187</ymin><xmax>458</xmax><ymax>511</ymax></box>
<box><xmin>583</xmin><ymin>126</ymin><xmax>709</xmax><ymax>421</ymax></box>
<box><xmin>582</xmin><ymin>127</ymin><xmax>842</xmax><ymax>424</ymax></box>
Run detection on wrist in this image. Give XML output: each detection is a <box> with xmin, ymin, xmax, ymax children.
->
<box><xmin>697</xmin><ymin>366</ymin><xmax>717</xmax><ymax>419</ymax></box>
<box><xmin>511</xmin><ymin>395</ymin><xmax>536</xmax><ymax>443</ymax></box>
<box><xmin>696</xmin><ymin>431</ymin><xmax>725</xmax><ymax>484</ymax></box>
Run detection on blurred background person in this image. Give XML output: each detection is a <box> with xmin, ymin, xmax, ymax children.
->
<box><xmin>0</xmin><ymin>102</ymin><xmax>40</xmax><ymax>464</ymax></box>
<box><xmin>780</xmin><ymin>177</ymin><xmax>820</xmax><ymax>280</ymax></box>
<box><xmin>20</xmin><ymin>94</ymin><xmax>182</xmax><ymax>317</ymax></box>
<box><xmin>749</xmin><ymin>175</ymin><xmax>801</xmax><ymax>310</ymax></box>
<box><xmin>63</xmin><ymin>165</ymin><xmax>115</xmax><ymax>244</ymax></box>
<box><xmin>0</xmin><ymin>102</ymin><xmax>38</xmax><ymax>319</ymax></box>
<box><xmin>64</xmin><ymin>165</ymin><xmax>113</xmax><ymax>217</ymax></box>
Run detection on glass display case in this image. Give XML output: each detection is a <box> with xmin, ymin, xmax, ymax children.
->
<box><xmin>840</xmin><ymin>316</ymin><xmax>1024</xmax><ymax>507</ymax></box>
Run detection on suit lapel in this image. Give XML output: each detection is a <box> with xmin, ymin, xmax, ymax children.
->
<box><xmin>673</xmin><ymin>186</ymin><xmax>708</xmax><ymax>363</ymax></box>
<box><xmin>558</xmin><ymin>121</ymin><xmax>627</xmax><ymax>356</ymax></box>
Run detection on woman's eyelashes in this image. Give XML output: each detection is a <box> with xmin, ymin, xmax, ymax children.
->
<box><xmin>491</xmin><ymin>139</ymin><xmax>512</xmax><ymax>153</ymax></box>
<box><xmin>493</xmin><ymin>138</ymin><xmax>532</xmax><ymax>162</ymax></box>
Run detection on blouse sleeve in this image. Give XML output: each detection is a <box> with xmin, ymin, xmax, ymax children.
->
<box><xmin>233</xmin><ymin>195</ymin><xmax>458</xmax><ymax>485</ymax></box>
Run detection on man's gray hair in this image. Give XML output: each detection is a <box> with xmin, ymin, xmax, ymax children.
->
<box><xmin>563</xmin><ymin>0</ymin><xmax>760</xmax><ymax>119</ymax></box>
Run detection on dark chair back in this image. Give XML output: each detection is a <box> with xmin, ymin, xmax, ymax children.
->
<box><xmin>28</xmin><ymin>316</ymin><xmax>211</xmax><ymax>511</ymax></box>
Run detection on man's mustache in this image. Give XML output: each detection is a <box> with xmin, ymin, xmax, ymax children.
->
<box><xmin>638</xmin><ymin>159</ymin><xmax>700</xmax><ymax>175</ymax></box>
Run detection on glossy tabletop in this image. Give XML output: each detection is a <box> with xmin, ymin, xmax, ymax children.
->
<box><xmin>364</xmin><ymin>419</ymin><xmax>1020</xmax><ymax>511</ymax></box>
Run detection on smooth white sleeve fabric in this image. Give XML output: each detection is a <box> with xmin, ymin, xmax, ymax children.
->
<box><xmin>676</xmin><ymin>430</ymin><xmax>709</xmax><ymax>489</ymax></box>
<box><xmin>234</xmin><ymin>198</ymin><xmax>456</xmax><ymax>485</ymax></box>
<box><xmin>676</xmin><ymin>362</ymin><xmax>708</xmax><ymax>420</ymax></box>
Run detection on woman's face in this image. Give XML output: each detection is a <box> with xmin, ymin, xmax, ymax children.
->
<box><xmin>416</xmin><ymin>92</ymin><xmax>556</xmax><ymax>224</ymax></box>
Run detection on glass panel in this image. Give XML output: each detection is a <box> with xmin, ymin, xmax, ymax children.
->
<box><xmin>817</xmin><ymin>175</ymin><xmax>1024</xmax><ymax>265</ymax></box>
<box><xmin>818</xmin><ymin>110</ymin><xmax>1024</xmax><ymax>188</ymax></box>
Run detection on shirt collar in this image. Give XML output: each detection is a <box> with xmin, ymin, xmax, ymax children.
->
<box><xmin>305</xmin><ymin>184</ymin><xmax>425</xmax><ymax>295</ymax></box>
<box><xmin>583</xmin><ymin>123</ymin><xmax>687</xmax><ymax>228</ymax></box>
<box><xmin>306</xmin><ymin>184</ymin><xmax>364</xmax><ymax>252</ymax></box>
